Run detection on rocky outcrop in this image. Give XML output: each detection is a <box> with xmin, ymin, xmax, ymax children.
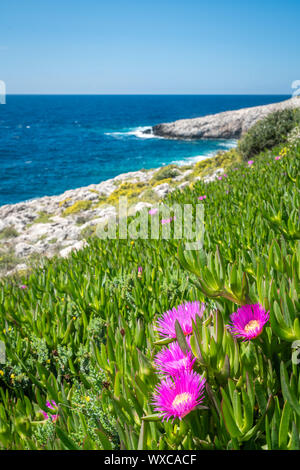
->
<box><xmin>151</xmin><ymin>97</ymin><xmax>300</xmax><ymax>140</ymax></box>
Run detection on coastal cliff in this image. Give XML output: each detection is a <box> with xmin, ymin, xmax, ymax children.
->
<box><xmin>151</xmin><ymin>96</ymin><xmax>300</xmax><ymax>139</ymax></box>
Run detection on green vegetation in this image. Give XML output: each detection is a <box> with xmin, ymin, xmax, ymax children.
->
<box><xmin>139</xmin><ymin>188</ymin><xmax>160</xmax><ymax>203</ymax></box>
<box><xmin>80</xmin><ymin>225</ymin><xmax>96</xmax><ymax>240</ymax></box>
<box><xmin>102</xmin><ymin>182</ymin><xmax>149</xmax><ymax>207</ymax></box>
<box><xmin>0</xmin><ymin>226</ymin><xmax>19</xmax><ymax>240</ymax></box>
<box><xmin>59</xmin><ymin>198</ymin><xmax>72</xmax><ymax>208</ymax></box>
<box><xmin>26</xmin><ymin>211</ymin><xmax>54</xmax><ymax>228</ymax></box>
<box><xmin>238</xmin><ymin>108</ymin><xmax>300</xmax><ymax>160</ymax></box>
<box><xmin>191</xmin><ymin>148</ymin><xmax>241</xmax><ymax>178</ymax></box>
<box><xmin>0</xmin><ymin>137</ymin><xmax>299</xmax><ymax>449</ymax></box>
<box><xmin>0</xmin><ymin>248</ymin><xmax>21</xmax><ymax>272</ymax></box>
<box><xmin>62</xmin><ymin>200</ymin><xmax>92</xmax><ymax>216</ymax></box>
<box><xmin>150</xmin><ymin>165</ymin><xmax>180</xmax><ymax>184</ymax></box>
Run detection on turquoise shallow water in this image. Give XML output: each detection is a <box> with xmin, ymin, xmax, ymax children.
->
<box><xmin>0</xmin><ymin>94</ymin><xmax>288</xmax><ymax>206</ymax></box>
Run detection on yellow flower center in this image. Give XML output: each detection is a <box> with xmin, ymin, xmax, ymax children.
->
<box><xmin>244</xmin><ymin>320</ymin><xmax>260</xmax><ymax>333</ymax></box>
<box><xmin>172</xmin><ymin>392</ymin><xmax>192</xmax><ymax>408</ymax></box>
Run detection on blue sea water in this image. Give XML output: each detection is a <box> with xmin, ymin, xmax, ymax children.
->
<box><xmin>0</xmin><ymin>94</ymin><xmax>289</xmax><ymax>206</ymax></box>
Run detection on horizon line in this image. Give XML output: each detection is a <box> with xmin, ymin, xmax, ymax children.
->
<box><xmin>5</xmin><ymin>93</ymin><xmax>291</xmax><ymax>96</ymax></box>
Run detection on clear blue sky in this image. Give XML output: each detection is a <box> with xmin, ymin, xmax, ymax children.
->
<box><xmin>1</xmin><ymin>0</ymin><xmax>299</xmax><ymax>94</ymax></box>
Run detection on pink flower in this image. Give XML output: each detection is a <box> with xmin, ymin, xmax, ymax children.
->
<box><xmin>152</xmin><ymin>371</ymin><xmax>206</xmax><ymax>421</ymax></box>
<box><xmin>46</xmin><ymin>400</ymin><xmax>57</xmax><ymax>410</ymax></box>
<box><xmin>156</xmin><ymin>301</ymin><xmax>205</xmax><ymax>339</ymax></box>
<box><xmin>227</xmin><ymin>303</ymin><xmax>269</xmax><ymax>341</ymax></box>
<box><xmin>247</xmin><ymin>160</ymin><xmax>254</xmax><ymax>166</ymax></box>
<box><xmin>138</xmin><ymin>266</ymin><xmax>143</xmax><ymax>278</ymax></box>
<box><xmin>154</xmin><ymin>339</ymin><xmax>196</xmax><ymax>376</ymax></box>
<box><xmin>198</xmin><ymin>195</ymin><xmax>207</xmax><ymax>201</ymax></box>
<box><xmin>41</xmin><ymin>410</ymin><xmax>49</xmax><ymax>419</ymax></box>
<box><xmin>41</xmin><ymin>400</ymin><xmax>59</xmax><ymax>422</ymax></box>
<box><xmin>275</xmin><ymin>156</ymin><xmax>281</xmax><ymax>161</ymax></box>
<box><xmin>149</xmin><ymin>208</ymin><xmax>158</xmax><ymax>215</ymax></box>
<box><xmin>218</xmin><ymin>176</ymin><xmax>223</xmax><ymax>180</ymax></box>
<box><xmin>20</xmin><ymin>285</ymin><xmax>27</xmax><ymax>289</ymax></box>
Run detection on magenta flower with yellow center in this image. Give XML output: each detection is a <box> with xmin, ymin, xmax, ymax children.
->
<box><xmin>152</xmin><ymin>371</ymin><xmax>206</xmax><ymax>421</ymax></box>
<box><xmin>156</xmin><ymin>301</ymin><xmax>205</xmax><ymax>338</ymax></box>
<box><xmin>227</xmin><ymin>303</ymin><xmax>269</xmax><ymax>341</ymax></box>
<box><xmin>154</xmin><ymin>339</ymin><xmax>196</xmax><ymax>376</ymax></box>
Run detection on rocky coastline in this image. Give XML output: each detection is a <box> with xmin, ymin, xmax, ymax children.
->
<box><xmin>151</xmin><ymin>96</ymin><xmax>300</xmax><ymax>139</ymax></box>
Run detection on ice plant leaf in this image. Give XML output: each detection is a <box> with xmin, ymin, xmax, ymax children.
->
<box><xmin>205</xmin><ymin>383</ymin><xmax>221</xmax><ymax>417</ymax></box>
<box><xmin>215</xmin><ymin>309</ymin><xmax>224</xmax><ymax>346</ymax></box>
<box><xmin>241</xmin><ymin>272</ymin><xmax>251</xmax><ymax>305</ymax></box>
<box><xmin>280</xmin><ymin>362</ymin><xmax>300</xmax><ymax>416</ymax></box>
<box><xmin>220</xmin><ymin>389</ymin><xmax>242</xmax><ymax>439</ymax></box>
<box><xmin>232</xmin><ymin>390</ymin><xmax>243</xmax><ymax>430</ymax></box>
<box><xmin>290</xmin><ymin>422</ymin><xmax>300</xmax><ymax>450</ymax></box>
<box><xmin>218</xmin><ymin>354</ymin><xmax>230</xmax><ymax>382</ymax></box>
<box><xmin>154</xmin><ymin>337</ymin><xmax>175</xmax><ymax>346</ymax></box>
<box><xmin>96</xmin><ymin>430</ymin><xmax>113</xmax><ymax>450</ymax></box>
<box><xmin>137</xmin><ymin>420</ymin><xmax>147</xmax><ymax>450</ymax></box>
<box><xmin>142</xmin><ymin>413</ymin><xmax>163</xmax><ymax>422</ymax></box>
<box><xmin>278</xmin><ymin>401</ymin><xmax>291</xmax><ymax>449</ymax></box>
<box><xmin>241</xmin><ymin>389</ymin><xmax>253</xmax><ymax>433</ymax></box>
<box><xmin>175</xmin><ymin>319</ymin><xmax>190</xmax><ymax>355</ymax></box>
<box><xmin>240</xmin><ymin>395</ymin><xmax>273</xmax><ymax>443</ymax></box>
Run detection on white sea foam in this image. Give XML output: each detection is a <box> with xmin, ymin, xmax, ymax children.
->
<box><xmin>216</xmin><ymin>139</ymin><xmax>237</xmax><ymax>149</ymax></box>
<box><xmin>171</xmin><ymin>140</ymin><xmax>238</xmax><ymax>166</ymax></box>
<box><xmin>173</xmin><ymin>153</ymin><xmax>214</xmax><ymax>166</ymax></box>
<box><xmin>105</xmin><ymin>126</ymin><xmax>162</xmax><ymax>140</ymax></box>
